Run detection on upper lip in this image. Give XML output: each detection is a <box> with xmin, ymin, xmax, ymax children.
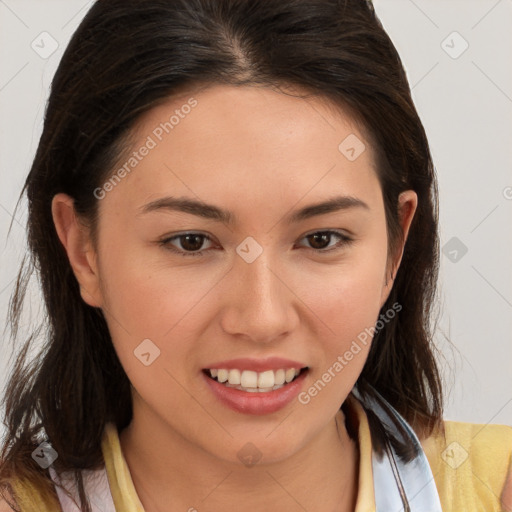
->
<box><xmin>203</xmin><ymin>357</ymin><xmax>308</xmax><ymax>372</ymax></box>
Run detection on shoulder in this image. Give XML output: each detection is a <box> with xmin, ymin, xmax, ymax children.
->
<box><xmin>421</xmin><ymin>419</ymin><xmax>512</xmax><ymax>511</ymax></box>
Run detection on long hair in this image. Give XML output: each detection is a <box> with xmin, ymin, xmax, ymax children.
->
<box><xmin>1</xmin><ymin>0</ymin><xmax>442</xmax><ymax>509</ymax></box>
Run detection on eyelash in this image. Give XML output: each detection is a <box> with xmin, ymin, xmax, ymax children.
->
<box><xmin>158</xmin><ymin>230</ymin><xmax>354</xmax><ymax>258</ymax></box>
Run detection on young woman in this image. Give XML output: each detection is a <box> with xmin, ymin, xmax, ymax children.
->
<box><xmin>1</xmin><ymin>0</ymin><xmax>511</xmax><ymax>511</ymax></box>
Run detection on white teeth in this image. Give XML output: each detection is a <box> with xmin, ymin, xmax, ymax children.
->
<box><xmin>228</xmin><ymin>369</ymin><xmax>241</xmax><ymax>385</ymax></box>
<box><xmin>258</xmin><ymin>370</ymin><xmax>275</xmax><ymax>388</ymax></box>
<box><xmin>208</xmin><ymin>367</ymin><xmax>305</xmax><ymax>391</ymax></box>
<box><xmin>285</xmin><ymin>368</ymin><xmax>296</xmax><ymax>383</ymax></box>
<box><xmin>274</xmin><ymin>369</ymin><xmax>285</xmax><ymax>385</ymax></box>
<box><xmin>241</xmin><ymin>370</ymin><xmax>258</xmax><ymax>388</ymax></box>
<box><xmin>223</xmin><ymin>383</ymin><xmax>285</xmax><ymax>392</ymax></box>
<box><xmin>217</xmin><ymin>369</ymin><xmax>228</xmax><ymax>383</ymax></box>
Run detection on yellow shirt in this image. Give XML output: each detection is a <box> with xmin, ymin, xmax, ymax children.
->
<box><xmin>10</xmin><ymin>396</ymin><xmax>512</xmax><ymax>511</ymax></box>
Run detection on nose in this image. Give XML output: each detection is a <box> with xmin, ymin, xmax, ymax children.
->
<box><xmin>219</xmin><ymin>249</ymin><xmax>299</xmax><ymax>344</ymax></box>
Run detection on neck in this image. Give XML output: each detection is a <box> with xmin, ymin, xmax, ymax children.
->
<box><xmin>119</xmin><ymin>402</ymin><xmax>359</xmax><ymax>512</ymax></box>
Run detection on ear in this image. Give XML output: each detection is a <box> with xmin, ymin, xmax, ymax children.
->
<box><xmin>51</xmin><ymin>193</ymin><xmax>103</xmax><ymax>308</ymax></box>
<box><xmin>380</xmin><ymin>190</ymin><xmax>418</xmax><ymax>305</ymax></box>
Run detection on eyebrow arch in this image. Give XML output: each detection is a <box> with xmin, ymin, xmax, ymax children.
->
<box><xmin>286</xmin><ymin>195</ymin><xmax>369</xmax><ymax>223</ymax></box>
<box><xmin>138</xmin><ymin>195</ymin><xmax>369</xmax><ymax>224</ymax></box>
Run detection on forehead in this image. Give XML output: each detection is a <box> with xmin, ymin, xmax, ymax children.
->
<box><xmin>104</xmin><ymin>84</ymin><xmax>381</xmax><ymax>217</ymax></box>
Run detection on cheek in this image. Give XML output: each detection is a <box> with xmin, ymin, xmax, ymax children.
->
<box><xmin>307</xmin><ymin>241</ymin><xmax>389</xmax><ymax>330</ymax></box>
<box><xmin>96</xmin><ymin>226</ymin><xmax>216</xmax><ymax>330</ymax></box>
<box><xmin>298</xmin><ymin>237</ymin><xmax>389</xmax><ymax>370</ymax></box>
<box><xmin>97</xmin><ymin>262</ymin><xmax>203</xmax><ymax>408</ymax></box>
<box><xmin>306</xmin><ymin>265</ymin><xmax>385</xmax><ymax>366</ymax></box>
<box><xmin>291</xmin><ymin>266</ymin><xmax>387</xmax><ymax>420</ymax></box>
<box><xmin>96</xmin><ymin>243</ymin><xmax>231</xmax><ymax>392</ymax></box>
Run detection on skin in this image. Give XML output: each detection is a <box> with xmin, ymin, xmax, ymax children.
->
<box><xmin>51</xmin><ymin>84</ymin><xmax>418</xmax><ymax>511</ymax></box>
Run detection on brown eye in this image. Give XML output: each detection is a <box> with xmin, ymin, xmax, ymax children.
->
<box><xmin>178</xmin><ymin>234</ymin><xmax>206</xmax><ymax>251</ymax></box>
<box><xmin>159</xmin><ymin>232</ymin><xmax>214</xmax><ymax>257</ymax></box>
<box><xmin>307</xmin><ymin>232</ymin><xmax>332</xmax><ymax>250</ymax></box>
<box><xmin>299</xmin><ymin>231</ymin><xmax>353</xmax><ymax>253</ymax></box>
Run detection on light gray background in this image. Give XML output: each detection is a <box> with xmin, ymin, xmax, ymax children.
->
<box><xmin>1</xmin><ymin>0</ymin><xmax>511</xmax><ymax>440</ymax></box>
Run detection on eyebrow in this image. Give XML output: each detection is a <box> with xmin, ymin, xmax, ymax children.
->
<box><xmin>138</xmin><ymin>195</ymin><xmax>369</xmax><ymax>224</ymax></box>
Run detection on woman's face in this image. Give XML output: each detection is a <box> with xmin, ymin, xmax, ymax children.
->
<box><xmin>55</xmin><ymin>84</ymin><xmax>416</xmax><ymax>464</ymax></box>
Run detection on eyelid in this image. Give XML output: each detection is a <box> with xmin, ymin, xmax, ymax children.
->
<box><xmin>296</xmin><ymin>229</ymin><xmax>354</xmax><ymax>251</ymax></box>
<box><xmin>158</xmin><ymin>232</ymin><xmax>216</xmax><ymax>257</ymax></box>
<box><xmin>300</xmin><ymin>228</ymin><xmax>354</xmax><ymax>240</ymax></box>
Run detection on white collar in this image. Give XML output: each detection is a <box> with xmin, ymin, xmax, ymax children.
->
<box><xmin>353</xmin><ymin>388</ymin><xmax>442</xmax><ymax>512</ymax></box>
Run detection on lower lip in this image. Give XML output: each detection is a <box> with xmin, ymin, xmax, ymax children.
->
<box><xmin>203</xmin><ymin>370</ymin><xmax>308</xmax><ymax>415</ymax></box>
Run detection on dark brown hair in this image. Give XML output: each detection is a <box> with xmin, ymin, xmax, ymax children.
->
<box><xmin>1</xmin><ymin>0</ymin><xmax>442</xmax><ymax>509</ymax></box>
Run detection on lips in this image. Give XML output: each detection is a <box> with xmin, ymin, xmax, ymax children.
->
<box><xmin>202</xmin><ymin>357</ymin><xmax>309</xmax><ymax>415</ymax></box>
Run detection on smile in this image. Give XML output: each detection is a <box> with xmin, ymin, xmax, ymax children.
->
<box><xmin>205</xmin><ymin>367</ymin><xmax>307</xmax><ymax>392</ymax></box>
<box><xmin>202</xmin><ymin>365</ymin><xmax>310</xmax><ymax>415</ymax></box>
